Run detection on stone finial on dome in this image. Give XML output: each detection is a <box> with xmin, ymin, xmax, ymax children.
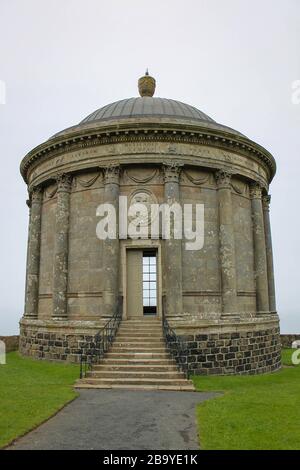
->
<box><xmin>138</xmin><ymin>69</ymin><xmax>156</xmax><ymax>97</ymax></box>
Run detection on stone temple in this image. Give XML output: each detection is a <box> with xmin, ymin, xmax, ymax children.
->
<box><xmin>20</xmin><ymin>72</ymin><xmax>281</xmax><ymax>382</ymax></box>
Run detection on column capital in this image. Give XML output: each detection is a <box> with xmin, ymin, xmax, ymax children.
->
<box><xmin>56</xmin><ymin>173</ymin><xmax>72</xmax><ymax>193</ymax></box>
<box><xmin>249</xmin><ymin>182</ymin><xmax>263</xmax><ymax>199</ymax></box>
<box><xmin>162</xmin><ymin>161</ymin><xmax>183</xmax><ymax>183</ymax></box>
<box><xmin>29</xmin><ymin>185</ymin><xmax>43</xmax><ymax>204</ymax></box>
<box><xmin>262</xmin><ymin>194</ymin><xmax>271</xmax><ymax>211</ymax></box>
<box><xmin>215</xmin><ymin>169</ymin><xmax>233</xmax><ymax>189</ymax></box>
<box><xmin>103</xmin><ymin>164</ymin><xmax>120</xmax><ymax>185</ymax></box>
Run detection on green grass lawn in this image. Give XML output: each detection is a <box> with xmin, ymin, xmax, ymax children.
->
<box><xmin>193</xmin><ymin>349</ymin><xmax>300</xmax><ymax>450</ymax></box>
<box><xmin>0</xmin><ymin>352</ymin><xmax>79</xmax><ymax>448</ymax></box>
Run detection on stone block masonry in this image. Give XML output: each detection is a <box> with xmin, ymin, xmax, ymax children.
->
<box><xmin>173</xmin><ymin>326</ymin><xmax>281</xmax><ymax>375</ymax></box>
<box><xmin>19</xmin><ymin>320</ymin><xmax>104</xmax><ymax>363</ymax></box>
<box><xmin>19</xmin><ymin>319</ymin><xmax>281</xmax><ymax>376</ymax></box>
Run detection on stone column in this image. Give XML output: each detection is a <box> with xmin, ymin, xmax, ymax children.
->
<box><xmin>250</xmin><ymin>182</ymin><xmax>269</xmax><ymax>313</ymax></box>
<box><xmin>215</xmin><ymin>170</ymin><xmax>237</xmax><ymax>314</ymax></box>
<box><xmin>52</xmin><ymin>174</ymin><xmax>72</xmax><ymax>318</ymax></box>
<box><xmin>102</xmin><ymin>164</ymin><xmax>120</xmax><ymax>317</ymax></box>
<box><xmin>262</xmin><ymin>194</ymin><xmax>276</xmax><ymax>312</ymax></box>
<box><xmin>24</xmin><ymin>186</ymin><xmax>43</xmax><ymax>318</ymax></box>
<box><xmin>163</xmin><ymin>162</ymin><xmax>183</xmax><ymax>317</ymax></box>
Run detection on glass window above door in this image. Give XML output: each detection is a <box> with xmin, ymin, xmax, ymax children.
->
<box><xmin>142</xmin><ymin>251</ymin><xmax>157</xmax><ymax>315</ymax></box>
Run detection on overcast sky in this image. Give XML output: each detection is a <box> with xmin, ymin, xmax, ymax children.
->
<box><xmin>0</xmin><ymin>0</ymin><xmax>299</xmax><ymax>334</ymax></box>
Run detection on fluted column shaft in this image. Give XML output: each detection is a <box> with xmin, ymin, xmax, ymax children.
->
<box><xmin>216</xmin><ymin>170</ymin><xmax>237</xmax><ymax>314</ymax></box>
<box><xmin>24</xmin><ymin>186</ymin><xmax>43</xmax><ymax>318</ymax></box>
<box><xmin>102</xmin><ymin>165</ymin><xmax>120</xmax><ymax>317</ymax></box>
<box><xmin>250</xmin><ymin>183</ymin><xmax>269</xmax><ymax>312</ymax></box>
<box><xmin>163</xmin><ymin>162</ymin><xmax>183</xmax><ymax>317</ymax></box>
<box><xmin>53</xmin><ymin>174</ymin><xmax>72</xmax><ymax>318</ymax></box>
<box><xmin>262</xmin><ymin>195</ymin><xmax>276</xmax><ymax>312</ymax></box>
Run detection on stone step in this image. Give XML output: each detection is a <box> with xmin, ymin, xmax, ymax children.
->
<box><xmin>122</xmin><ymin>317</ymin><xmax>160</xmax><ymax>321</ymax></box>
<box><xmin>119</xmin><ymin>322</ymin><xmax>162</xmax><ymax>327</ymax></box>
<box><xmin>74</xmin><ymin>318</ymin><xmax>194</xmax><ymax>392</ymax></box>
<box><xmin>118</xmin><ymin>324</ymin><xmax>162</xmax><ymax>328</ymax></box>
<box><xmin>74</xmin><ymin>383</ymin><xmax>195</xmax><ymax>391</ymax></box>
<box><xmin>87</xmin><ymin>370</ymin><xmax>184</xmax><ymax>379</ymax></box>
<box><xmin>93</xmin><ymin>364</ymin><xmax>179</xmax><ymax>371</ymax></box>
<box><xmin>115</xmin><ymin>338</ymin><xmax>164</xmax><ymax>344</ymax></box>
<box><xmin>118</xmin><ymin>328</ymin><xmax>162</xmax><ymax>333</ymax></box>
<box><xmin>106</xmin><ymin>352</ymin><xmax>170</xmax><ymax>359</ymax></box>
<box><xmin>78</xmin><ymin>377</ymin><xmax>192</xmax><ymax>386</ymax></box>
<box><xmin>116</xmin><ymin>333</ymin><xmax>163</xmax><ymax>339</ymax></box>
<box><xmin>110</xmin><ymin>347</ymin><xmax>167</xmax><ymax>353</ymax></box>
<box><xmin>101</xmin><ymin>358</ymin><xmax>175</xmax><ymax>365</ymax></box>
<box><xmin>121</xmin><ymin>320</ymin><xmax>160</xmax><ymax>325</ymax></box>
<box><xmin>112</xmin><ymin>341</ymin><xmax>164</xmax><ymax>348</ymax></box>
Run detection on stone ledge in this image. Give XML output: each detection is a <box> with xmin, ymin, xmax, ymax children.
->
<box><xmin>168</xmin><ymin>313</ymin><xmax>280</xmax><ymax>334</ymax></box>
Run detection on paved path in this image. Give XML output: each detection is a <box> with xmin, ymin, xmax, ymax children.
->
<box><xmin>8</xmin><ymin>389</ymin><xmax>217</xmax><ymax>450</ymax></box>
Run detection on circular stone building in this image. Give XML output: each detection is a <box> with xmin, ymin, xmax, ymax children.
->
<box><xmin>20</xmin><ymin>73</ymin><xmax>281</xmax><ymax>375</ymax></box>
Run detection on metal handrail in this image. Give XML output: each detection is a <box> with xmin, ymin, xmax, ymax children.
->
<box><xmin>79</xmin><ymin>297</ymin><xmax>122</xmax><ymax>379</ymax></box>
<box><xmin>162</xmin><ymin>297</ymin><xmax>188</xmax><ymax>378</ymax></box>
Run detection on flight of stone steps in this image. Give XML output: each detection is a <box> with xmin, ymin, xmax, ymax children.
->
<box><xmin>75</xmin><ymin>318</ymin><xmax>195</xmax><ymax>391</ymax></box>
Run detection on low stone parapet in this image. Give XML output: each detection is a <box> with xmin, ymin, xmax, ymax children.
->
<box><xmin>280</xmin><ymin>334</ymin><xmax>300</xmax><ymax>348</ymax></box>
<box><xmin>0</xmin><ymin>336</ymin><xmax>19</xmax><ymax>352</ymax></box>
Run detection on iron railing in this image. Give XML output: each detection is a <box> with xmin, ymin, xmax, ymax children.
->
<box><xmin>79</xmin><ymin>297</ymin><xmax>122</xmax><ymax>379</ymax></box>
<box><xmin>162</xmin><ymin>297</ymin><xmax>188</xmax><ymax>378</ymax></box>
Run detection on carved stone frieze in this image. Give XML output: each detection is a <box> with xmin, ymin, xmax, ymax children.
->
<box><xmin>125</xmin><ymin>168</ymin><xmax>158</xmax><ymax>184</ymax></box>
<box><xmin>182</xmin><ymin>169</ymin><xmax>210</xmax><ymax>186</ymax></box>
<box><xmin>76</xmin><ymin>172</ymin><xmax>101</xmax><ymax>188</ymax></box>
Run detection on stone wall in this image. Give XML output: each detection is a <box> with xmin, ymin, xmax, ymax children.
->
<box><xmin>281</xmin><ymin>334</ymin><xmax>300</xmax><ymax>348</ymax></box>
<box><xmin>33</xmin><ymin>165</ymin><xmax>265</xmax><ymax>322</ymax></box>
<box><xmin>0</xmin><ymin>336</ymin><xmax>19</xmax><ymax>352</ymax></box>
<box><xmin>170</xmin><ymin>326</ymin><xmax>281</xmax><ymax>375</ymax></box>
<box><xmin>181</xmin><ymin>177</ymin><xmax>221</xmax><ymax>317</ymax></box>
<box><xmin>19</xmin><ymin>319</ymin><xmax>105</xmax><ymax>363</ymax></box>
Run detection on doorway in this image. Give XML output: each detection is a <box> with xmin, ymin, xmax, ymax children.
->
<box><xmin>126</xmin><ymin>249</ymin><xmax>158</xmax><ymax>318</ymax></box>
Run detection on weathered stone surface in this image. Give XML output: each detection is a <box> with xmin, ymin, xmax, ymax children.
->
<box><xmin>53</xmin><ymin>174</ymin><xmax>72</xmax><ymax>318</ymax></box>
<box><xmin>24</xmin><ymin>186</ymin><xmax>43</xmax><ymax>318</ymax></box>
<box><xmin>250</xmin><ymin>183</ymin><xmax>269</xmax><ymax>312</ymax></box>
<box><xmin>163</xmin><ymin>162</ymin><xmax>183</xmax><ymax>317</ymax></box>
<box><xmin>0</xmin><ymin>335</ymin><xmax>19</xmax><ymax>352</ymax></box>
<box><xmin>280</xmin><ymin>334</ymin><xmax>300</xmax><ymax>348</ymax></box>
<box><xmin>170</xmin><ymin>326</ymin><xmax>281</xmax><ymax>376</ymax></box>
<box><xmin>19</xmin><ymin>84</ymin><xmax>280</xmax><ymax>375</ymax></box>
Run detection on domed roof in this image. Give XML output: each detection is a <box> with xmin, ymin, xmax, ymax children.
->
<box><xmin>80</xmin><ymin>97</ymin><xmax>216</xmax><ymax>125</ymax></box>
<box><xmin>52</xmin><ymin>72</ymin><xmax>244</xmax><ymax>138</ymax></box>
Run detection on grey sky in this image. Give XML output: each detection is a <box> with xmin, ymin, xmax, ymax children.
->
<box><xmin>0</xmin><ymin>0</ymin><xmax>299</xmax><ymax>334</ymax></box>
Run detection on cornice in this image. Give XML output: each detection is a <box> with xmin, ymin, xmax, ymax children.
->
<box><xmin>20</xmin><ymin>121</ymin><xmax>276</xmax><ymax>184</ymax></box>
